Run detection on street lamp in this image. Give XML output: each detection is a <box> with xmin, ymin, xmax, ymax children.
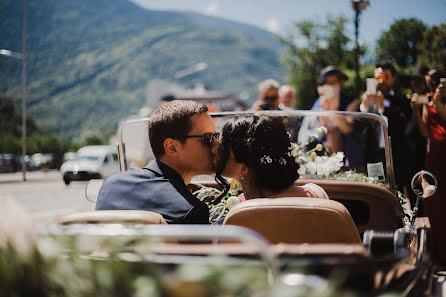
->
<box><xmin>352</xmin><ymin>0</ymin><xmax>369</xmax><ymax>99</ymax></box>
<box><xmin>0</xmin><ymin>49</ymin><xmax>23</xmax><ymax>59</ymax></box>
<box><xmin>174</xmin><ymin>62</ymin><xmax>208</xmax><ymax>79</ymax></box>
<box><xmin>0</xmin><ymin>0</ymin><xmax>27</xmax><ymax>181</ymax></box>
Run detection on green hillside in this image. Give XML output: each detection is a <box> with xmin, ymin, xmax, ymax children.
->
<box><xmin>0</xmin><ymin>0</ymin><xmax>283</xmax><ymax>140</ymax></box>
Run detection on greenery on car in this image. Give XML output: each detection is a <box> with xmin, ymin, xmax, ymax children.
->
<box><xmin>0</xmin><ymin>196</ymin><xmax>405</xmax><ymax>297</ymax></box>
<box><xmin>0</xmin><ymin>220</ymin><xmax>270</xmax><ymax>297</ymax></box>
<box><xmin>0</xmin><ymin>223</ymin><xmax>402</xmax><ymax>297</ymax></box>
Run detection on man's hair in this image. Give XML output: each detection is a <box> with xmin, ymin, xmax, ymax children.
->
<box><xmin>258</xmin><ymin>79</ymin><xmax>280</xmax><ymax>92</ymax></box>
<box><xmin>376</xmin><ymin>61</ymin><xmax>397</xmax><ymax>77</ymax></box>
<box><xmin>148</xmin><ymin>100</ymin><xmax>208</xmax><ymax>159</ymax></box>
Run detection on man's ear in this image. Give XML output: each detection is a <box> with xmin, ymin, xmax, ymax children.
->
<box><xmin>163</xmin><ymin>138</ymin><xmax>180</xmax><ymax>157</ymax></box>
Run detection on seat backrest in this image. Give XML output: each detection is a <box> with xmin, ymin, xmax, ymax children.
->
<box><xmin>223</xmin><ymin>197</ymin><xmax>361</xmax><ymax>244</ymax></box>
<box><xmin>57</xmin><ymin>210</ymin><xmax>167</xmax><ymax>225</ymax></box>
<box><xmin>295</xmin><ymin>179</ymin><xmax>404</xmax><ymax>232</ymax></box>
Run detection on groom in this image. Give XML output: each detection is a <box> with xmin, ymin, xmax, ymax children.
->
<box><xmin>96</xmin><ymin>100</ymin><xmax>219</xmax><ymax>224</ymax></box>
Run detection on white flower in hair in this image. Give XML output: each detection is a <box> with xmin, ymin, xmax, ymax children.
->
<box><xmin>260</xmin><ymin>155</ymin><xmax>273</xmax><ymax>164</ymax></box>
<box><xmin>279</xmin><ymin>158</ymin><xmax>287</xmax><ymax>165</ymax></box>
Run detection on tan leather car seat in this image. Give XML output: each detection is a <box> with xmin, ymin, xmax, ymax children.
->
<box><xmin>57</xmin><ymin>210</ymin><xmax>167</xmax><ymax>225</ymax></box>
<box><xmin>223</xmin><ymin>197</ymin><xmax>362</xmax><ymax>244</ymax></box>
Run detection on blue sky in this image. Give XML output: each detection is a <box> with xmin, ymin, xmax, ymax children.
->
<box><xmin>131</xmin><ymin>0</ymin><xmax>446</xmax><ymax>48</ymax></box>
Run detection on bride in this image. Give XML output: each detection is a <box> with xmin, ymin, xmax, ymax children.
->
<box><xmin>214</xmin><ymin>115</ymin><xmax>328</xmax><ymax>201</ymax></box>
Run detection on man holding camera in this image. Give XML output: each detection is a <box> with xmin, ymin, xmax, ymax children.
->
<box><xmin>360</xmin><ymin>61</ymin><xmax>411</xmax><ymax>193</ymax></box>
<box><xmin>299</xmin><ymin>66</ymin><xmax>362</xmax><ymax>169</ymax></box>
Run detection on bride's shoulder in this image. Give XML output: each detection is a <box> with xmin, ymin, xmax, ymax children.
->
<box><xmin>300</xmin><ymin>183</ymin><xmax>329</xmax><ymax>199</ymax></box>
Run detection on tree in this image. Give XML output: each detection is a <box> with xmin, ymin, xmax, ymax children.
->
<box><xmin>375</xmin><ymin>18</ymin><xmax>427</xmax><ymax>67</ymax></box>
<box><xmin>417</xmin><ymin>24</ymin><xmax>446</xmax><ymax>71</ymax></box>
<box><xmin>79</xmin><ymin>129</ymin><xmax>104</xmax><ymax>146</ymax></box>
<box><xmin>277</xmin><ymin>16</ymin><xmax>356</xmax><ymax>109</ymax></box>
<box><xmin>0</xmin><ymin>92</ymin><xmax>77</xmax><ymax>154</ymax></box>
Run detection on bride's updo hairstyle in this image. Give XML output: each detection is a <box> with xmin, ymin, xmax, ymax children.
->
<box><xmin>216</xmin><ymin>115</ymin><xmax>300</xmax><ymax>198</ymax></box>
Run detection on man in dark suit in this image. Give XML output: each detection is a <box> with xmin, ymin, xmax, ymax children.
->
<box><xmin>96</xmin><ymin>100</ymin><xmax>219</xmax><ymax>224</ymax></box>
<box><xmin>360</xmin><ymin>61</ymin><xmax>411</xmax><ymax>192</ymax></box>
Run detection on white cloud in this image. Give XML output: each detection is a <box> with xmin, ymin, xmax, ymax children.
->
<box><xmin>266</xmin><ymin>18</ymin><xmax>280</xmax><ymax>33</ymax></box>
<box><xmin>205</xmin><ymin>0</ymin><xmax>219</xmax><ymax>15</ymax></box>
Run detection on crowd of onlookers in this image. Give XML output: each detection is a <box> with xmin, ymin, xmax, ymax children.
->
<box><xmin>252</xmin><ymin>61</ymin><xmax>446</xmax><ymax>265</ymax></box>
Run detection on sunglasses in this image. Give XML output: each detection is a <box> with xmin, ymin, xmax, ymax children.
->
<box><xmin>185</xmin><ymin>132</ymin><xmax>220</xmax><ymax>145</ymax></box>
<box><xmin>264</xmin><ymin>95</ymin><xmax>278</xmax><ymax>102</ymax></box>
<box><xmin>374</xmin><ymin>75</ymin><xmax>389</xmax><ymax>82</ymax></box>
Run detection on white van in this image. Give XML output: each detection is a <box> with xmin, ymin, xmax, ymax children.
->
<box><xmin>60</xmin><ymin>145</ymin><xmax>119</xmax><ymax>185</ymax></box>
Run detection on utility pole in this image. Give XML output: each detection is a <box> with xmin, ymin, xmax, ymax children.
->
<box><xmin>21</xmin><ymin>0</ymin><xmax>28</xmax><ymax>181</ymax></box>
<box><xmin>352</xmin><ymin>0</ymin><xmax>369</xmax><ymax>99</ymax></box>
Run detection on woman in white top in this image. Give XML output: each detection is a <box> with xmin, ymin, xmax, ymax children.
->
<box><xmin>213</xmin><ymin>115</ymin><xmax>328</xmax><ymax>202</ymax></box>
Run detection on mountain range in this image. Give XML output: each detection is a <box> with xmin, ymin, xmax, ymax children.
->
<box><xmin>0</xmin><ymin>0</ymin><xmax>283</xmax><ymax>140</ymax></box>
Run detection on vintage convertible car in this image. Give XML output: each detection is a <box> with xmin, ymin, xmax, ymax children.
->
<box><xmin>42</xmin><ymin>110</ymin><xmax>441</xmax><ymax>297</ymax></box>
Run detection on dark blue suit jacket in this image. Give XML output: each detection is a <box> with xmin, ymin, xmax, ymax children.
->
<box><xmin>95</xmin><ymin>160</ymin><xmax>210</xmax><ymax>224</ymax></box>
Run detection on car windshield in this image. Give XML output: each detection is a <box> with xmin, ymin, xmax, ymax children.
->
<box><xmin>73</xmin><ymin>155</ymin><xmax>100</xmax><ymax>162</ymax></box>
<box><xmin>118</xmin><ymin>110</ymin><xmax>395</xmax><ymax>192</ymax></box>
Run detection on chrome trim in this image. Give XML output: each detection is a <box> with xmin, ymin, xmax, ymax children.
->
<box><xmin>116</xmin><ymin>143</ymin><xmax>122</xmax><ymax>171</ymax></box>
<box><xmin>42</xmin><ymin>224</ymin><xmax>278</xmax><ymax>279</ymax></box>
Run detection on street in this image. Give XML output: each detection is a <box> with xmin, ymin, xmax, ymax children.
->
<box><xmin>0</xmin><ymin>170</ymin><xmax>95</xmax><ymax>225</ymax></box>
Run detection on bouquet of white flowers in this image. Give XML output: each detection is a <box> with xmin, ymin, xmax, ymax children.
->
<box><xmin>194</xmin><ymin>179</ymin><xmax>243</xmax><ymax>224</ymax></box>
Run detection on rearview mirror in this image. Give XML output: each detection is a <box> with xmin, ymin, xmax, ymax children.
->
<box><xmin>85</xmin><ymin>179</ymin><xmax>103</xmax><ymax>202</ymax></box>
<box><xmin>411</xmin><ymin>170</ymin><xmax>437</xmax><ymax>199</ymax></box>
<box><xmin>409</xmin><ymin>170</ymin><xmax>437</xmax><ymax>227</ymax></box>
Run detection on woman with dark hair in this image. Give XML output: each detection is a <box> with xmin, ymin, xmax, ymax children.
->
<box><xmin>412</xmin><ymin>69</ymin><xmax>446</xmax><ymax>266</ymax></box>
<box><xmin>215</xmin><ymin>115</ymin><xmax>328</xmax><ymax>201</ymax></box>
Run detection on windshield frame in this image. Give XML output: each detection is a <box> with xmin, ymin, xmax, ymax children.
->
<box><xmin>117</xmin><ymin>110</ymin><xmax>395</xmax><ymax>194</ymax></box>
<box><xmin>73</xmin><ymin>155</ymin><xmax>101</xmax><ymax>162</ymax></box>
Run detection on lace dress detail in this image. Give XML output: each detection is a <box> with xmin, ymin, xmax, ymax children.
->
<box><xmin>302</xmin><ymin>183</ymin><xmax>329</xmax><ymax>199</ymax></box>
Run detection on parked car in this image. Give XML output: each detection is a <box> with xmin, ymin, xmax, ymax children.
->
<box><xmin>0</xmin><ymin>154</ymin><xmax>21</xmax><ymax>173</ymax></box>
<box><xmin>19</xmin><ymin>155</ymin><xmax>40</xmax><ymax>171</ymax></box>
<box><xmin>59</xmin><ymin>145</ymin><xmax>119</xmax><ymax>185</ymax></box>
<box><xmin>31</xmin><ymin>153</ymin><xmax>62</xmax><ymax>170</ymax></box>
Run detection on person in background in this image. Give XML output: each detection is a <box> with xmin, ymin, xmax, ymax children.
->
<box><xmin>412</xmin><ymin>69</ymin><xmax>446</xmax><ymax>266</ymax></box>
<box><xmin>405</xmin><ymin>65</ymin><xmax>429</xmax><ymax>205</ymax></box>
<box><xmin>251</xmin><ymin>79</ymin><xmax>281</xmax><ymax>111</ymax></box>
<box><xmin>360</xmin><ymin>61</ymin><xmax>411</xmax><ymax>192</ymax></box>
<box><xmin>278</xmin><ymin>85</ymin><xmax>297</xmax><ymax>110</ymax></box>
<box><xmin>305</xmin><ymin>66</ymin><xmax>361</xmax><ymax>170</ymax></box>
